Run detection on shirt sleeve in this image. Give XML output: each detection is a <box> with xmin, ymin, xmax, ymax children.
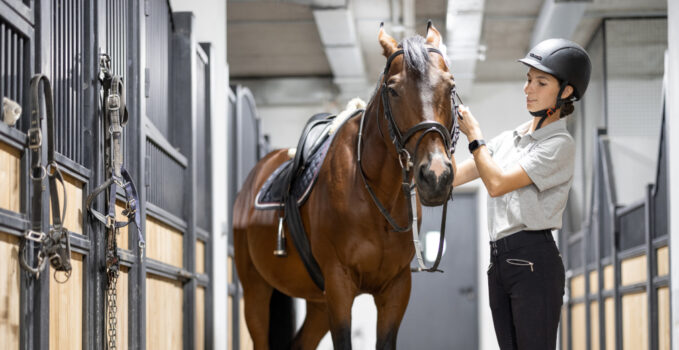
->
<box><xmin>519</xmin><ymin>135</ymin><xmax>575</xmax><ymax>192</ymax></box>
<box><xmin>486</xmin><ymin>131</ymin><xmax>508</xmax><ymax>157</ymax></box>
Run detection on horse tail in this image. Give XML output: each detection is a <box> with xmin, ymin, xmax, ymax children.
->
<box><xmin>269</xmin><ymin>289</ymin><xmax>296</xmax><ymax>349</ymax></box>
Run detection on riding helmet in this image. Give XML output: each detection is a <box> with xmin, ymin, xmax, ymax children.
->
<box><xmin>518</xmin><ymin>38</ymin><xmax>592</xmax><ymax>100</ymax></box>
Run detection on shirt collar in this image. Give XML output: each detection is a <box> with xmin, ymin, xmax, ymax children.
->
<box><xmin>513</xmin><ymin>118</ymin><xmax>568</xmax><ymax>141</ymax></box>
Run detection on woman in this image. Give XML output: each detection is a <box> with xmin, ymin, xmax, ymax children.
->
<box><xmin>452</xmin><ymin>38</ymin><xmax>591</xmax><ymax>349</ymax></box>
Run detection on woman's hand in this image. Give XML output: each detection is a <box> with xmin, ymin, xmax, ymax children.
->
<box><xmin>457</xmin><ymin>104</ymin><xmax>483</xmax><ymax>141</ymax></box>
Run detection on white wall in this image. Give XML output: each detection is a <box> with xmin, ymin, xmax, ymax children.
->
<box><xmin>167</xmin><ymin>1</ymin><xmax>229</xmax><ymax>349</ymax></box>
<box><xmin>666</xmin><ymin>1</ymin><xmax>679</xmax><ymax>348</ymax></box>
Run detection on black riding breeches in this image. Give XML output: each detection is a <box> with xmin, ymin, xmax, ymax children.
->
<box><xmin>487</xmin><ymin>230</ymin><xmax>565</xmax><ymax>350</ymax></box>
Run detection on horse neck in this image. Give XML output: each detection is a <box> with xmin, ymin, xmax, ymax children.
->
<box><xmin>359</xmin><ymin>97</ymin><xmax>410</xmax><ymax>205</ymax></box>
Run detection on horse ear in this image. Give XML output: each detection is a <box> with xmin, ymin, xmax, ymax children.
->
<box><xmin>378</xmin><ymin>23</ymin><xmax>399</xmax><ymax>58</ymax></box>
<box><xmin>425</xmin><ymin>20</ymin><xmax>441</xmax><ymax>48</ymax></box>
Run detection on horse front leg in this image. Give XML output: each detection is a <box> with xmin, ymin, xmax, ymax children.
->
<box><xmin>374</xmin><ymin>268</ymin><xmax>411</xmax><ymax>350</ymax></box>
<box><xmin>324</xmin><ymin>265</ymin><xmax>358</xmax><ymax>350</ymax></box>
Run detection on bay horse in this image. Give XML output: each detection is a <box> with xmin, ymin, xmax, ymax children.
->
<box><xmin>233</xmin><ymin>23</ymin><xmax>458</xmax><ymax>350</ymax></box>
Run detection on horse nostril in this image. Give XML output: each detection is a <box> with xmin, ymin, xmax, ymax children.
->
<box><xmin>419</xmin><ymin>165</ymin><xmax>430</xmax><ymax>184</ymax></box>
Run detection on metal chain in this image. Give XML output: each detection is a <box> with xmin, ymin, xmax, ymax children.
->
<box><xmin>107</xmin><ymin>272</ymin><xmax>118</xmax><ymax>350</ymax></box>
<box><xmin>106</xmin><ymin>226</ymin><xmax>120</xmax><ymax>350</ymax></box>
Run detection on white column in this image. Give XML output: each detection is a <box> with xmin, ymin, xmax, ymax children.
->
<box><xmin>667</xmin><ymin>1</ymin><xmax>679</xmax><ymax>349</ymax></box>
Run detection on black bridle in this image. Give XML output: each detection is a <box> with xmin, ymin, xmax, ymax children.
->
<box><xmin>357</xmin><ymin>47</ymin><xmax>463</xmax><ymax>272</ymax></box>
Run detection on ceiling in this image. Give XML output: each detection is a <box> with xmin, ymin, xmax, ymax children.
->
<box><xmin>227</xmin><ymin>0</ymin><xmax>668</xmax><ymax>104</ymax></box>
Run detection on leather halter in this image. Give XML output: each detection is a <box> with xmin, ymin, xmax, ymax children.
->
<box><xmin>86</xmin><ymin>55</ymin><xmax>145</xmax><ymax>276</ymax></box>
<box><xmin>357</xmin><ymin>47</ymin><xmax>461</xmax><ymax>272</ymax></box>
<box><xmin>19</xmin><ymin>75</ymin><xmax>73</xmax><ymax>281</ymax></box>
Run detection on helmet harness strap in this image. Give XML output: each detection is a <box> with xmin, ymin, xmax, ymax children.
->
<box><xmin>530</xmin><ymin>81</ymin><xmax>569</xmax><ymax>131</ymax></box>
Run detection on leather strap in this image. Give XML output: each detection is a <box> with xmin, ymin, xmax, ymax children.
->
<box><xmin>20</xmin><ymin>74</ymin><xmax>72</xmax><ymax>280</ymax></box>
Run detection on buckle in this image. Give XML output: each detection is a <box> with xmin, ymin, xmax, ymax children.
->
<box><xmin>106</xmin><ymin>94</ymin><xmax>121</xmax><ymax>111</ymax></box>
<box><xmin>106</xmin><ymin>216</ymin><xmax>116</xmax><ymax>228</ymax></box>
<box><xmin>24</xmin><ymin>230</ymin><xmax>46</xmax><ymax>242</ymax></box>
<box><xmin>27</xmin><ymin>127</ymin><xmax>42</xmax><ymax>149</ymax></box>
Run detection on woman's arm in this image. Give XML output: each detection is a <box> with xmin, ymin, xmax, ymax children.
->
<box><xmin>452</xmin><ymin>158</ymin><xmax>480</xmax><ymax>187</ymax></box>
<box><xmin>470</xmin><ymin>146</ymin><xmax>533</xmax><ymax>197</ymax></box>
<box><xmin>457</xmin><ymin>105</ymin><xmax>533</xmax><ymax>197</ymax></box>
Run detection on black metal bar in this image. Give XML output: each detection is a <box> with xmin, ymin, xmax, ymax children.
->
<box><xmin>170</xmin><ymin>12</ymin><xmax>196</xmax><ymax>350</ymax></box>
<box><xmin>645</xmin><ymin>184</ymin><xmax>657</xmax><ymax>350</ymax></box>
<box><xmin>145</xmin><ymin>202</ymin><xmax>188</xmax><ymax>232</ymax></box>
<box><xmin>128</xmin><ymin>1</ymin><xmax>145</xmax><ymax>348</ymax></box>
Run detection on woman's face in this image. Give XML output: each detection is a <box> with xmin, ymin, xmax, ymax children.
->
<box><xmin>523</xmin><ymin>67</ymin><xmax>561</xmax><ymax>112</ymax></box>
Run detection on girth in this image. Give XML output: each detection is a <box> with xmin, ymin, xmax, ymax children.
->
<box><xmin>19</xmin><ymin>74</ymin><xmax>72</xmax><ymax>281</ymax></box>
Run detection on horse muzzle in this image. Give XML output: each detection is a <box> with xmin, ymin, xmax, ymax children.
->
<box><xmin>415</xmin><ymin>153</ymin><xmax>453</xmax><ymax>206</ymax></box>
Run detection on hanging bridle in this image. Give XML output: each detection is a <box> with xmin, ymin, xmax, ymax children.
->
<box><xmin>85</xmin><ymin>54</ymin><xmax>145</xmax><ymax>350</ymax></box>
<box><xmin>19</xmin><ymin>75</ymin><xmax>73</xmax><ymax>282</ymax></box>
<box><xmin>357</xmin><ymin>47</ymin><xmax>463</xmax><ymax>272</ymax></box>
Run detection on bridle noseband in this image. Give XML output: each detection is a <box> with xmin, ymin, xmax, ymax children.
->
<box><xmin>357</xmin><ymin>46</ymin><xmax>462</xmax><ymax>273</ymax></box>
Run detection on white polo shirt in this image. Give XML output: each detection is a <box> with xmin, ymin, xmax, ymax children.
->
<box><xmin>486</xmin><ymin>118</ymin><xmax>575</xmax><ymax>241</ymax></box>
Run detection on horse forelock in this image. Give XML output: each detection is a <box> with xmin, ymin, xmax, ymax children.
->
<box><xmin>399</xmin><ymin>36</ymin><xmax>430</xmax><ymax>78</ymax></box>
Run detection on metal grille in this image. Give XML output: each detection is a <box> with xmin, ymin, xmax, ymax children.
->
<box><xmin>619</xmin><ymin>204</ymin><xmax>645</xmax><ymax>251</ymax></box>
<box><xmin>195</xmin><ymin>54</ymin><xmax>210</xmax><ymax>230</ymax></box>
<box><xmin>146</xmin><ymin>140</ymin><xmax>185</xmax><ymax>218</ymax></box>
<box><xmin>51</xmin><ymin>0</ymin><xmax>84</xmax><ymax>164</ymax></box>
<box><xmin>653</xmin><ymin>134</ymin><xmax>667</xmax><ymax>238</ymax></box>
<box><xmin>105</xmin><ymin>0</ymin><xmax>131</xmax><ymax>172</ymax></box>
<box><xmin>145</xmin><ymin>0</ymin><xmax>171</xmax><ymax>138</ymax></box>
<box><xmin>0</xmin><ymin>19</ymin><xmax>27</xmax><ymax>128</ymax></box>
<box><xmin>106</xmin><ymin>0</ymin><xmax>127</xmax><ymax>78</ymax></box>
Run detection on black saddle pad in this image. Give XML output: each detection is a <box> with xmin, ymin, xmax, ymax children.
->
<box><xmin>255</xmin><ymin>137</ymin><xmax>331</xmax><ymax>210</ymax></box>
<box><xmin>255</xmin><ymin>110</ymin><xmax>361</xmax><ymax>210</ymax></box>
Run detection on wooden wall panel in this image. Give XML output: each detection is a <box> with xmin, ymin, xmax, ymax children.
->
<box><xmin>604</xmin><ymin>265</ymin><xmax>614</xmax><ymax>290</ymax></box>
<box><xmin>228</xmin><ymin>296</ymin><xmax>233</xmax><ymax>350</ymax></box>
<box><xmin>196</xmin><ymin>287</ymin><xmax>205</xmax><ymax>350</ymax></box>
<box><xmin>659</xmin><ymin>287</ymin><xmax>670</xmax><ymax>350</ymax></box>
<box><xmin>561</xmin><ymin>306</ymin><xmax>568</xmax><ymax>350</ymax></box>
<box><xmin>145</xmin><ymin>216</ymin><xmax>183</xmax><ymax>267</ymax></box>
<box><xmin>49</xmin><ymin>253</ymin><xmax>84</xmax><ymax>350</ymax></box>
<box><xmin>0</xmin><ymin>142</ymin><xmax>21</xmax><ymax>213</ymax></box>
<box><xmin>622</xmin><ymin>292</ymin><xmax>648</xmax><ymax>350</ymax></box>
<box><xmin>571</xmin><ymin>274</ymin><xmax>585</xmax><ymax>299</ymax></box>
<box><xmin>50</xmin><ymin>174</ymin><xmax>84</xmax><ymax>235</ymax></box>
<box><xmin>657</xmin><ymin>246</ymin><xmax>669</xmax><ymax>277</ymax></box>
<box><xmin>621</xmin><ymin>255</ymin><xmax>647</xmax><ymax>286</ymax></box>
<box><xmin>196</xmin><ymin>240</ymin><xmax>205</xmax><ymax>274</ymax></box>
<box><xmin>0</xmin><ymin>233</ymin><xmax>20</xmax><ymax>349</ymax></box>
<box><xmin>590</xmin><ymin>302</ymin><xmax>599</xmax><ymax>350</ymax></box>
<box><xmin>146</xmin><ymin>275</ymin><xmax>183</xmax><ymax>350</ymax></box>
<box><xmin>239</xmin><ymin>299</ymin><xmax>254</xmax><ymax>350</ymax></box>
<box><xmin>605</xmin><ymin>298</ymin><xmax>615</xmax><ymax>350</ymax></box>
<box><xmin>115</xmin><ymin>201</ymin><xmax>130</xmax><ymax>250</ymax></box>
<box><xmin>572</xmin><ymin>303</ymin><xmax>586</xmax><ymax>350</ymax></box>
<box><xmin>589</xmin><ymin>270</ymin><xmax>598</xmax><ymax>293</ymax></box>
<box><xmin>106</xmin><ymin>267</ymin><xmax>129</xmax><ymax>349</ymax></box>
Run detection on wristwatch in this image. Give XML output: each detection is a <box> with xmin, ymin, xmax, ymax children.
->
<box><xmin>468</xmin><ymin>139</ymin><xmax>486</xmax><ymax>154</ymax></box>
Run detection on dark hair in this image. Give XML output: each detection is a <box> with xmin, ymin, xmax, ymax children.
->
<box><xmin>561</xmin><ymin>100</ymin><xmax>574</xmax><ymax>117</ymax></box>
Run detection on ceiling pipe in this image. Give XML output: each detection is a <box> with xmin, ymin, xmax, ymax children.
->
<box><xmin>530</xmin><ymin>0</ymin><xmax>588</xmax><ymax>47</ymax></box>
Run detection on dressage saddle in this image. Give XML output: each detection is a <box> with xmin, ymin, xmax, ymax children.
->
<box><xmin>255</xmin><ymin>112</ymin><xmax>335</xmax><ymax>209</ymax></box>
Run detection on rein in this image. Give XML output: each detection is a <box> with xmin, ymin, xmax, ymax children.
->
<box><xmin>357</xmin><ymin>47</ymin><xmax>463</xmax><ymax>273</ymax></box>
<box><xmin>19</xmin><ymin>75</ymin><xmax>73</xmax><ymax>282</ymax></box>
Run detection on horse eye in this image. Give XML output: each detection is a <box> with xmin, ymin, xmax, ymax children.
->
<box><xmin>388</xmin><ymin>87</ymin><xmax>398</xmax><ymax>97</ymax></box>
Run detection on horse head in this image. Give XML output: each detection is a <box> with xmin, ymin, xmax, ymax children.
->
<box><xmin>377</xmin><ymin>23</ymin><xmax>458</xmax><ymax>206</ymax></box>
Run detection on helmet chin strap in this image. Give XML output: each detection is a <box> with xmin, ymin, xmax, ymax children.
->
<box><xmin>529</xmin><ymin>81</ymin><xmax>568</xmax><ymax>131</ymax></box>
